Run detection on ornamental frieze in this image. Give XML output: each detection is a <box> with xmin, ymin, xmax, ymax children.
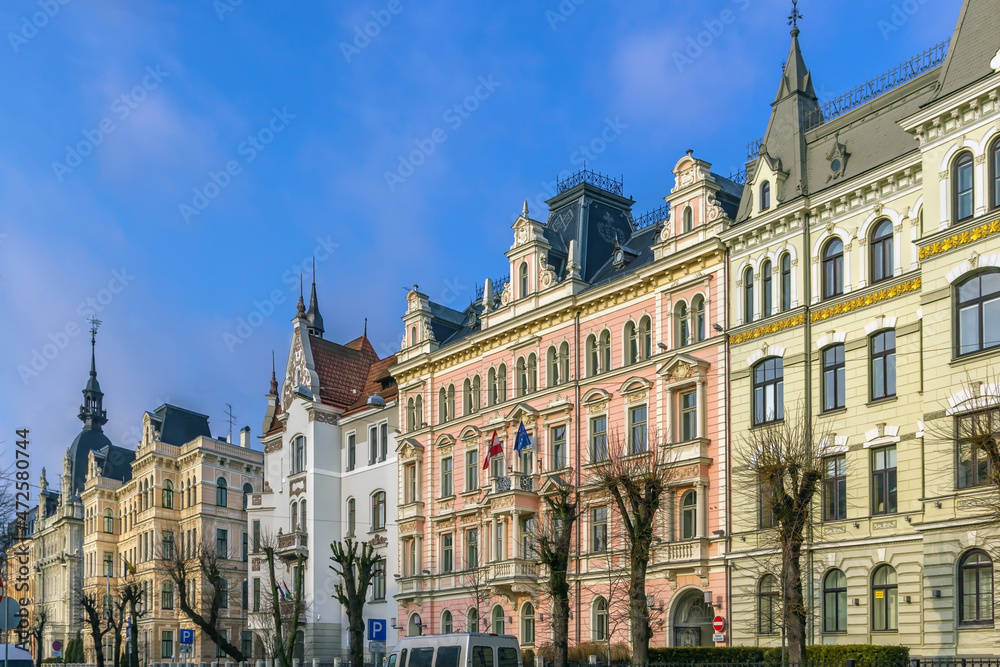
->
<box><xmin>290</xmin><ymin>477</ymin><xmax>306</xmax><ymax>497</ymax></box>
<box><xmin>919</xmin><ymin>219</ymin><xmax>1000</xmax><ymax>260</ymax></box>
<box><xmin>730</xmin><ymin>314</ymin><xmax>805</xmax><ymax>345</ymax></box>
<box><xmin>309</xmin><ymin>411</ymin><xmax>337</xmax><ymax>425</ymax></box>
<box><xmin>809</xmin><ymin>278</ymin><xmax>921</xmax><ymax>323</ymax></box>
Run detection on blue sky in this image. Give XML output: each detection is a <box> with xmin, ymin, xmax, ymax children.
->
<box><xmin>0</xmin><ymin>0</ymin><xmax>961</xmax><ymax>489</ymax></box>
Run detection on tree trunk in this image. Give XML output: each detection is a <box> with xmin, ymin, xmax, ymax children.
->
<box><xmin>629</xmin><ymin>553</ymin><xmax>650</xmax><ymax>667</ymax></box>
<box><xmin>783</xmin><ymin>542</ymin><xmax>806</xmax><ymax>666</ymax></box>
<box><xmin>551</xmin><ymin>592</ymin><xmax>569</xmax><ymax>667</ymax></box>
<box><xmin>127</xmin><ymin>600</ymin><xmax>140</xmax><ymax>667</ymax></box>
<box><xmin>348</xmin><ymin>598</ymin><xmax>365</xmax><ymax>667</ymax></box>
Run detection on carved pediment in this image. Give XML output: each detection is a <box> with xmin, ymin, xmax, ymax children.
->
<box><xmin>504</xmin><ymin>403</ymin><xmax>539</xmax><ymax>425</ymax></box>
<box><xmin>657</xmin><ymin>353</ymin><xmax>710</xmax><ymax>383</ymax></box>
<box><xmin>459</xmin><ymin>425</ymin><xmax>481</xmax><ymax>443</ymax></box>
<box><xmin>397</xmin><ymin>437</ymin><xmax>425</xmax><ymax>460</ymax></box>
<box><xmin>619</xmin><ymin>376</ymin><xmax>652</xmax><ymax>396</ymax></box>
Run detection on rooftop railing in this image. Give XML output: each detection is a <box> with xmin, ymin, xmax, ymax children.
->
<box><xmin>556</xmin><ymin>168</ymin><xmax>624</xmax><ymax>196</ymax></box>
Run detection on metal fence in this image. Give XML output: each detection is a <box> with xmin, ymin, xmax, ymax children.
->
<box><xmin>547</xmin><ymin>661</ymin><xmax>1000</xmax><ymax>667</ymax></box>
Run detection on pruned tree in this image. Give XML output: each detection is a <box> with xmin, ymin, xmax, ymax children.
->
<box><xmin>462</xmin><ymin>527</ymin><xmax>492</xmax><ymax>632</ymax></box>
<box><xmin>28</xmin><ymin>609</ymin><xmax>47</xmax><ymax>667</ymax></box>
<box><xmin>600</xmin><ymin>507</ymin><xmax>631</xmax><ymax>664</ymax></box>
<box><xmin>734</xmin><ymin>407</ymin><xmax>828</xmax><ymax>666</ymax></box>
<box><xmin>79</xmin><ymin>589</ymin><xmax>114</xmax><ymax>667</ymax></box>
<box><xmin>330</xmin><ymin>539</ymin><xmax>383</xmax><ymax>667</ymax></box>
<box><xmin>257</xmin><ymin>534</ymin><xmax>307</xmax><ymax>667</ymax></box>
<box><xmin>162</xmin><ymin>538</ymin><xmax>247</xmax><ymax>662</ymax></box>
<box><xmin>535</xmin><ymin>481</ymin><xmax>578</xmax><ymax>667</ymax></box>
<box><xmin>118</xmin><ymin>578</ymin><xmax>147</xmax><ymax>667</ymax></box>
<box><xmin>591</xmin><ymin>435</ymin><xmax>674</xmax><ymax>667</ymax></box>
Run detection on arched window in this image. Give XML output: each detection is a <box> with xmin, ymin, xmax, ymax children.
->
<box><xmin>743</xmin><ymin>267</ymin><xmax>754</xmax><ymax>323</ymax></box>
<box><xmin>870</xmin><ymin>220</ymin><xmax>894</xmax><ymax>284</ymax></box>
<box><xmin>441</xmin><ymin>609</ymin><xmax>453</xmax><ymax>634</ymax></box>
<box><xmin>823</xmin><ymin>569</ymin><xmax>847</xmax><ymax>633</ymax></box>
<box><xmin>691</xmin><ymin>297</ymin><xmax>705</xmax><ymax>343</ymax></box>
<box><xmin>991</xmin><ymin>138</ymin><xmax>1000</xmax><ymax>210</ymax></box>
<box><xmin>519</xmin><ymin>262</ymin><xmax>529</xmax><ymax>298</ymax></box>
<box><xmin>292</xmin><ymin>435</ymin><xmax>306</xmax><ymax>474</ymax></box>
<box><xmin>463</xmin><ymin>378</ymin><xmax>473</xmax><ymax>415</ymax></box>
<box><xmin>407</xmin><ymin>397</ymin><xmax>416</xmax><ymax>430</ymax></box>
<box><xmin>956</xmin><ymin>271</ymin><xmax>1000</xmax><ymax>356</ymax></box>
<box><xmin>216</xmin><ymin>478</ymin><xmax>228</xmax><ymax>507</ymax></box>
<box><xmin>488</xmin><ymin>367</ymin><xmax>498</xmax><ymax>405</ymax></box>
<box><xmin>410</xmin><ymin>325</ymin><xmax>417</xmax><ymax>346</ymax></box>
<box><xmin>599</xmin><ymin>330</ymin><xmax>611</xmax><ymax>373</ymax></box>
<box><xmin>822</xmin><ymin>238</ymin><xmax>844</xmax><ymax>299</ymax></box>
<box><xmin>593</xmin><ymin>597</ymin><xmax>609</xmax><ymax>641</ymax></box>
<box><xmin>300</xmin><ymin>500</ymin><xmax>307</xmax><ymax>530</ymax></box>
<box><xmin>162</xmin><ymin>481</ymin><xmax>173</xmax><ymax>510</ymax></box>
<box><xmin>520</xmin><ymin>602</ymin><xmax>535</xmax><ymax>644</ymax></box>
<box><xmin>559</xmin><ymin>342</ymin><xmax>570</xmax><ymax>382</ymax></box>
<box><xmin>491</xmin><ymin>605</ymin><xmax>505</xmax><ymax>634</ymax></box>
<box><xmin>290</xmin><ymin>502</ymin><xmax>298</xmax><ymax>532</ymax></box>
<box><xmin>547</xmin><ymin>347</ymin><xmax>560</xmax><ymax>386</ymax></box>
<box><xmin>676</xmin><ymin>302</ymin><xmax>689</xmax><ymax>347</ymax></box>
<box><xmin>527</xmin><ymin>353</ymin><xmax>537</xmax><ymax>393</ymax></box>
<box><xmin>103</xmin><ymin>509</ymin><xmax>114</xmax><ymax>534</ymax></box>
<box><xmin>467</xmin><ymin>608</ymin><xmax>479</xmax><ymax>633</ymax></box>
<box><xmin>447</xmin><ymin>384</ymin><xmax>455</xmax><ymax>419</ymax></box>
<box><xmin>761</xmin><ymin>260</ymin><xmax>772</xmax><ymax>317</ymax></box>
<box><xmin>758</xmin><ymin>575</ymin><xmax>779</xmax><ymax>635</ymax></box>
<box><xmin>638</xmin><ymin>316</ymin><xmax>652</xmax><ymax>359</ymax></box>
<box><xmin>472</xmin><ymin>375</ymin><xmax>481</xmax><ymax>412</ymax></box>
<box><xmin>371</xmin><ymin>491</ymin><xmax>386</xmax><ymax>531</ymax></box>
<box><xmin>959</xmin><ymin>550</ymin><xmax>994</xmax><ymax>625</ymax></box>
<box><xmin>683</xmin><ymin>206</ymin><xmax>694</xmax><ymax>232</ymax></box>
<box><xmin>780</xmin><ymin>253</ymin><xmax>792</xmax><ymax>311</ymax></box>
<box><xmin>586</xmin><ymin>335</ymin><xmax>599</xmax><ymax>376</ymax></box>
<box><xmin>760</xmin><ymin>181</ymin><xmax>771</xmax><ymax>211</ymax></box>
<box><xmin>753</xmin><ymin>358</ymin><xmax>784</xmax><ymax>426</ymax></box>
<box><xmin>346</xmin><ymin>497</ymin><xmax>356</xmax><ymax>537</ymax></box>
<box><xmin>680</xmin><ymin>490</ymin><xmax>697</xmax><ymax>540</ymax></box>
<box><xmin>415</xmin><ymin>394</ymin><xmax>423</xmax><ymax>426</ymax></box>
<box><xmin>872</xmin><ymin>564</ymin><xmax>898</xmax><ymax>631</ymax></box>
<box><xmin>625</xmin><ymin>321</ymin><xmax>638</xmax><ymax>364</ymax></box>
<box><xmin>954</xmin><ymin>151</ymin><xmax>975</xmax><ymax>222</ymax></box>
<box><xmin>516</xmin><ymin>357</ymin><xmax>527</xmax><ymax>397</ymax></box>
<box><xmin>498</xmin><ymin>363</ymin><xmax>507</xmax><ymax>400</ymax></box>
<box><xmin>240</xmin><ymin>482</ymin><xmax>252</xmax><ymax>510</ymax></box>
<box><xmin>438</xmin><ymin>387</ymin><xmax>449</xmax><ymax>423</ymax></box>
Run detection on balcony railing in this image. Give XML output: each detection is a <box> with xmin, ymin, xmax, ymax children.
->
<box><xmin>556</xmin><ymin>169</ymin><xmax>624</xmax><ymax>196</ymax></box>
<box><xmin>493</xmin><ymin>472</ymin><xmax>534</xmax><ymax>493</ymax></box>
<box><xmin>633</xmin><ymin>204</ymin><xmax>670</xmax><ymax>230</ymax></box>
<box><xmin>488</xmin><ymin>559</ymin><xmax>539</xmax><ymax>580</ymax></box>
<box><xmin>275</xmin><ymin>530</ymin><xmax>307</xmax><ymax>556</ymax></box>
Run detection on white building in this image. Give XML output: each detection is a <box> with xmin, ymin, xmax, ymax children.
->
<box><xmin>247</xmin><ymin>279</ymin><xmax>399</xmax><ymax>662</ymax></box>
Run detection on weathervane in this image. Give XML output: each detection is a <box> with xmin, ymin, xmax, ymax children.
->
<box><xmin>88</xmin><ymin>316</ymin><xmax>102</xmax><ymax>340</ymax></box>
<box><xmin>788</xmin><ymin>0</ymin><xmax>802</xmax><ymax>30</ymax></box>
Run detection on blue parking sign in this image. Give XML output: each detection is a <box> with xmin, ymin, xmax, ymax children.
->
<box><xmin>179</xmin><ymin>629</ymin><xmax>194</xmax><ymax>645</ymax></box>
<box><xmin>368</xmin><ymin>619</ymin><xmax>386</xmax><ymax>641</ymax></box>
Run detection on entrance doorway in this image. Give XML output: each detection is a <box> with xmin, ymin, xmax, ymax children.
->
<box><xmin>671</xmin><ymin>590</ymin><xmax>714</xmax><ymax>647</ymax></box>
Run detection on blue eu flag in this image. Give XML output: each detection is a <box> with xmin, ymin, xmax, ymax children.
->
<box><xmin>514</xmin><ymin>420</ymin><xmax>531</xmax><ymax>453</ymax></box>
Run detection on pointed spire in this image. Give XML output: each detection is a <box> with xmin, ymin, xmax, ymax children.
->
<box><xmin>364</xmin><ymin>317</ymin><xmax>368</xmax><ymax>337</ymax></box>
<box><xmin>776</xmin><ymin>1</ymin><xmax>815</xmax><ymax>102</ymax></box>
<box><xmin>305</xmin><ymin>257</ymin><xmax>325</xmax><ymax>337</ymax></box>
<box><xmin>296</xmin><ymin>274</ymin><xmax>306</xmax><ymax>318</ymax></box>
<box><xmin>270</xmin><ymin>350</ymin><xmax>278</xmax><ymax>395</ymax></box>
<box><xmin>79</xmin><ymin>316</ymin><xmax>107</xmax><ymax>429</ymax></box>
<box><xmin>522</xmin><ymin>200</ymin><xmax>529</xmax><ymax>218</ymax></box>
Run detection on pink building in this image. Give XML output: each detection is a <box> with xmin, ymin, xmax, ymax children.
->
<box><xmin>391</xmin><ymin>153</ymin><xmax>738</xmax><ymax>650</ymax></box>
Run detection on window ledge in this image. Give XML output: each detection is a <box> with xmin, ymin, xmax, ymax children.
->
<box><xmin>867</xmin><ymin>395</ymin><xmax>898</xmax><ymax>407</ymax></box>
<box><xmin>460</xmin><ymin>489</ymin><xmax>480</xmax><ymax>497</ymax></box>
<box><xmin>958</xmin><ymin>621</ymin><xmax>995</xmax><ymax>629</ymax></box>
<box><xmin>951</xmin><ymin>346</ymin><xmax>1000</xmax><ymax>367</ymax></box>
<box><xmin>819</xmin><ymin>407</ymin><xmax>848</xmax><ymax>418</ymax></box>
<box><xmin>436</xmin><ymin>495</ymin><xmax>456</xmax><ymax>502</ymax></box>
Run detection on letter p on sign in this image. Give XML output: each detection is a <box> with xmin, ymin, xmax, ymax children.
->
<box><xmin>368</xmin><ymin>618</ymin><xmax>386</xmax><ymax>641</ymax></box>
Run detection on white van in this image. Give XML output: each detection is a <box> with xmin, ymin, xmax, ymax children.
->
<box><xmin>386</xmin><ymin>633</ymin><xmax>522</xmax><ymax>667</ymax></box>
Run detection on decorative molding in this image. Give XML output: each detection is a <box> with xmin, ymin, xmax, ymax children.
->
<box><xmin>873</xmin><ymin>520</ymin><xmax>897</xmax><ymax>531</ymax></box>
<box><xmin>810</xmin><ymin>278</ymin><xmax>921</xmax><ymax>323</ymax></box>
<box><xmin>264</xmin><ymin>440</ymin><xmax>282</xmax><ymax>454</ymax></box>
<box><xmin>731</xmin><ymin>314</ymin><xmax>805</xmax><ymax>345</ymax></box>
<box><xmin>310</xmin><ymin>411</ymin><xmax>338</xmax><ymax>425</ymax></box>
<box><xmin>919</xmin><ymin>219</ymin><xmax>1000</xmax><ymax>260</ymax></box>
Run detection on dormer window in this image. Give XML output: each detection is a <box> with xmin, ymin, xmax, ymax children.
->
<box><xmin>759</xmin><ymin>181</ymin><xmax>771</xmax><ymax>211</ymax></box>
<box><xmin>410</xmin><ymin>326</ymin><xmax>417</xmax><ymax>346</ymax></box>
<box><xmin>683</xmin><ymin>206</ymin><xmax>694</xmax><ymax>233</ymax></box>
<box><xmin>519</xmin><ymin>262</ymin><xmax>529</xmax><ymax>299</ymax></box>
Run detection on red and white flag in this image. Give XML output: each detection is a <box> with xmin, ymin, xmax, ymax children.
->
<box><xmin>483</xmin><ymin>430</ymin><xmax>503</xmax><ymax>470</ymax></box>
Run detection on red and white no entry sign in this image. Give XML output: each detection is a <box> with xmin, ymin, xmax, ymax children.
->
<box><xmin>712</xmin><ymin>616</ymin><xmax>726</xmax><ymax>632</ymax></box>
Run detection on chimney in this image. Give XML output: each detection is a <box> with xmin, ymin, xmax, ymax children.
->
<box><xmin>240</xmin><ymin>426</ymin><xmax>251</xmax><ymax>448</ymax></box>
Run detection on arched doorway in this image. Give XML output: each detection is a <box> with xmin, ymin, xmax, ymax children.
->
<box><xmin>671</xmin><ymin>589</ymin><xmax>714</xmax><ymax>647</ymax></box>
<box><xmin>407</xmin><ymin>613</ymin><xmax>422</xmax><ymax>637</ymax></box>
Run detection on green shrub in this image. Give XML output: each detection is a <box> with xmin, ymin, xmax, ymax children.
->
<box><xmin>521</xmin><ymin>648</ymin><xmax>534</xmax><ymax>665</ymax></box>
<box><xmin>648</xmin><ymin>646</ymin><xmax>767</xmax><ymax>663</ymax></box>
<box><xmin>763</xmin><ymin>645</ymin><xmax>909</xmax><ymax>664</ymax></box>
<box><xmin>535</xmin><ymin>642</ymin><xmax>631</xmax><ymax>663</ymax></box>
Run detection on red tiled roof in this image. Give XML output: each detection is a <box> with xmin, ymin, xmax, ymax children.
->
<box><xmin>265</xmin><ymin>401</ymin><xmax>283</xmax><ymax>436</ymax></box>
<box><xmin>343</xmin><ymin>354</ymin><xmax>399</xmax><ymax>416</ymax></box>
<box><xmin>308</xmin><ymin>334</ymin><xmax>383</xmax><ymax>409</ymax></box>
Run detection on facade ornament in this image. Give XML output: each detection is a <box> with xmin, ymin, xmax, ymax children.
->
<box><xmin>539</xmin><ymin>252</ymin><xmax>557</xmax><ymax>288</ymax></box>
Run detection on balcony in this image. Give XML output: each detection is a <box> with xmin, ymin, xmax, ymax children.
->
<box><xmin>275</xmin><ymin>530</ymin><xmax>308</xmax><ymax>559</ymax></box>
<box><xmin>395</xmin><ymin>576</ymin><xmax>425</xmax><ymax>605</ymax></box>
<box><xmin>493</xmin><ymin>473</ymin><xmax>535</xmax><ymax>493</ymax></box>
<box><xmin>661</xmin><ymin>437</ymin><xmax>711</xmax><ymax>465</ymax></box>
<box><xmin>487</xmin><ymin>559</ymin><xmax>538</xmax><ymax>597</ymax></box>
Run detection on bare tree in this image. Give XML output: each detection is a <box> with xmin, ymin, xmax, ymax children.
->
<box><xmin>600</xmin><ymin>509</ymin><xmax>630</xmax><ymax>664</ymax></box>
<box><xmin>535</xmin><ymin>481</ymin><xmax>578</xmax><ymax>667</ymax></box>
<box><xmin>162</xmin><ymin>538</ymin><xmax>247</xmax><ymax>662</ymax></box>
<box><xmin>591</xmin><ymin>435</ymin><xmax>675</xmax><ymax>666</ymax></box>
<box><xmin>79</xmin><ymin>589</ymin><xmax>114</xmax><ymax>667</ymax></box>
<box><xmin>28</xmin><ymin>609</ymin><xmax>47</xmax><ymax>667</ymax></box>
<box><xmin>461</xmin><ymin>536</ymin><xmax>492</xmax><ymax>632</ymax></box>
<box><xmin>258</xmin><ymin>536</ymin><xmax>307</xmax><ymax>667</ymax></box>
<box><xmin>329</xmin><ymin>539</ymin><xmax>383</xmax><ymax>667</ymax></box>
<box><xmin>118</xmin><ymin>578</ymin><xmax>147</xmax><ymax>667</ymax></box>
<box><xmin>734</xmin><ymin>407</ymin><xmax>828</xmax><ymax>666</ymax></box>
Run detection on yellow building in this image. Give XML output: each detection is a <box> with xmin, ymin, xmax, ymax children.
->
<box><xmin>724</xmin><ymin>0</ymin><xmax>1000</xmax><ymax>655</ymax></box>
<box><xmin>82</xmin><ymin>405</ymin><xmax>263</xmax><ymax>663</ymax></box>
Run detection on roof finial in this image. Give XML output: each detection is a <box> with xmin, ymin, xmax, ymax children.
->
<box><xmin>364</xmin><ymin>317</ymin><xmax>368</xmax><ymax>337</ymax></box>
<box><xmin>296</xmin><ymin>274</ymin><xmax>306</xmax><ymax>317</ymax></box>
<box><xmin>788</xmin><ymin>0</ymin><xmax>802</xmax><ymax>34</ymax></box>
<box><xmin>88</xmin><ymin>316</ymin><xmax>102</xmax><ymax>379</ymax></box>
<box><xmin>305</xmin><ymin>256</ymin><xmax>324</xmax><ymax>337</ymax></box>
<box><xmin>270</xmin><ymin>350</ymin><xmax>278</xmax><ymax>395</ymax></box>
<box><xmin>522</xmin><ymin>200</ymin><xmax>529</xmax><ymax>218</ymax></box>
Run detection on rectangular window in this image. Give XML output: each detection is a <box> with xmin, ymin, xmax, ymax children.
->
<box><xmin>216</xmin><ymin>630</ymin><xmax>228</xmax><ymax>658</ymax></box>
<box><xmin>219</xmin><ymin>577</ymin><xmax>229</xmax><ymax>608</ymax></box>
<box><xmin>347</xmin><ymin>433</ymin><xmax>356</xmax><ymax>471</ymax></box>
<box><xmin>629</xmin><ymin>405</ymin><xmax>648</xmax><ymax>454</ymax></box>
<box><xmin>253</xmin><ymin>578</ymin><xmax>261</xmax><ymax>612</ymax></box>
<box><xmin>465</xmin><ymin>528</ymin><xmax>479</xmax><ymax>568</ymax></box>
<box><xmin>759</xmin><ymin>478</ymin><xmax>776</xmax><ymax>529</ymax></box>
<box><xmin>591</xmin><ymin>506</ymin><xmax>607</xmax><ymax>552</ymax></box>
<box><xmin>441</xmin><ymin>533</ymin><xmax>454</xmax><ymax>573</ymax></box>
<box><xmin>466</xmin><ymin>451</ymin><xmax>479</xmax><ymax>491</ymax></box>
<box><xmin>162</xmin><ymin>531</ymin><xmax>174</xmax><ymax>560</ymax></box>
<box><xmin>252</xmin><ymin>520</ymin><xmax>261</xmax><ymax>552</ymax></box>
<box><xmin>103</xmin><ymin>552</ymin><xmax>113</xmax><ymax>577</ymax></box>
<box><xmin>242</xmin><ymin>532</ymin><xmax>248</xmax><ymax>562</ymax></box>
<box><xmin>241</xmin><ymin>631</ymin><xmax>253</xmax><ymax>660</ymax></box>
<box><xmin>161</xmin><ymin>582</ymin><xmax>174</xmax><ymax>610</ymax></box>
<box><xmin>551</xmin><ymin>425</ymin><xmax>567</xmax><ymax>470</ymax></box>
<box><xmin>957</xmin><ymin>409</ymin><xmax>997</xmax><ymax>488</ymax></box>
<box><xmin>872</xmin><ymin>446</ymin><xmax>897</xmax><ymax>515</ymax></box>
<box><xmin>441</xmin><ymin>458</ymin><xmax>453</xmax><ymax>498</ymax></box>
<box><xmin>680</xmin><ymin>390</ymin><xmax>698</xmax><ymax>441</ymax></box>
<box><xmin>590</xmin><ymin>416</ymin><xmax>608</xmax><ymax>463</ymax></box>
<box><xmin>871</xmin><ymin>330</ymin><xmax>897</xmax><ymax>400</ymax></box>
<box><xmin>380</xmin><ymin>422</ymin><xmax>389</xmax><ymax>461</ymax></box>
<box><xmin>823</xmin><ymin>455</ymin><xmax>847</xmax><ymax>521</ymax></box>
<box><xmin>405</xmin><ymin>463</ymin><xmax>418</xmax><ymax>503</ymax></box>
<box><xmin>161</xmin><ymin>631</ymin><xmax>173</xmax><ymax>660</ymax></box>
<box><xmin>822</xmin><ymin>344</ymin><xmax>846</xmax><ymax>411</ymax></box>
<box><xmin>495</xmin><ymin>521</ymin><xmax>504</xmax><ymax>562</ymax></box>
<box><xmin>372</xmin><ymin>561</ymin><xmax>386</xmax><ymax>601</ymax></box>
<box><xmin>216</xmin><ymin>528</ymin><xmax>228</xmax><ymax>557</ymax></box>
<box><xmin>369</xmin><ymin>427</ymin><xmax>378</xmax><ymax>465</ymax></box>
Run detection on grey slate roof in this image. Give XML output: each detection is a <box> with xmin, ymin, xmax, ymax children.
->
<box><xmin>149</xmin><ymin>404</ymin><xmax>212</xmax><ymax>446</ymax></box>
<box><xmin>934</xmin><ymin>0</ymin><xmax>999</xmax><ymax>101</ymax></box>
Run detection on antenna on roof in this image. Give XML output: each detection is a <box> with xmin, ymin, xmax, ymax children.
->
<box><xmin>224</xmin><ymin>403</ymin><xmax>237</xmax><ymax>443</ymax></box>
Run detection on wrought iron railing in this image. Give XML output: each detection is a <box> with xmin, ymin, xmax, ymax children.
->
<box><xmin>633</xmin><ymin>203</ymin><xmax>670</xmax><ymax>230</ymax></box>
<box><xmin>729</xmin><ymin>168</ymin><xmax>747</xmax><ymax>185</ymax></box>
<box><xmin>803</xmin><ymin>38</ymin><xmax>950</xmax><ymax>130</ymax></box>
<box><xmin>746</xmin><ymin>137</ymin><xmax>763</xmax><ymax>160</ymax></box>
<box><xmin>475</xmin><ymin>274</ymin><xmax>509</xmax><ymax>300</ymax></box>
<box><xmin>556</xmin><ymin>168</ymin><xmax>624</xmax><ymax>196</ymax></box>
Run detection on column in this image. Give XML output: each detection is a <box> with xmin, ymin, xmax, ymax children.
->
<box><xmin>665</xmin><ymin>490</ymin><xmax>676</xmax><ymax>543</ymax></box>
<box><xmin>696</xmin><ymin>481</ymin><xmax>708</xmax><ymax>539</ymax></box>
<box><xmin>663</xmin><ymin>387</ymin><xmax>674</xmax><ymax>444</ymax></box>
<box><xmin>512</xmin><ymin>511</ymin><xmax>521</xmax><ymax>559</ymax></box>
<box><xmin>697</xmin><ymin>378</ymin><xmax>708</xmax><ymax>441</ymax></box>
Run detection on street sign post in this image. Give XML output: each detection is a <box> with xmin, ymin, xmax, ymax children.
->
<box><xmin>368</xmin><ymin>619</ymin><xmax>387</xmax><ymax>642</ymax></box>
<box><xmin>369</xmin><ymin>641</ymin><xmax>386</xmax><ymax>654</ymax></box>
<box><xmin>179</xmin><ymin>629</ymin><xmax>194</xmax><ymax>645</ymax></box>
<box><xmin>0</xmin><ymin>599</ymin><xmax>20</xmax><ymax>630</ymax></box>
<box><xmin>51</xmin><ymin>640</ymin><xmax>62</xmax><ymax>659</ymax></box>
<box><xmin>712</xmin><ymin>616</ymin><xmax>725</xmax><ymax>633</ymax></box>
